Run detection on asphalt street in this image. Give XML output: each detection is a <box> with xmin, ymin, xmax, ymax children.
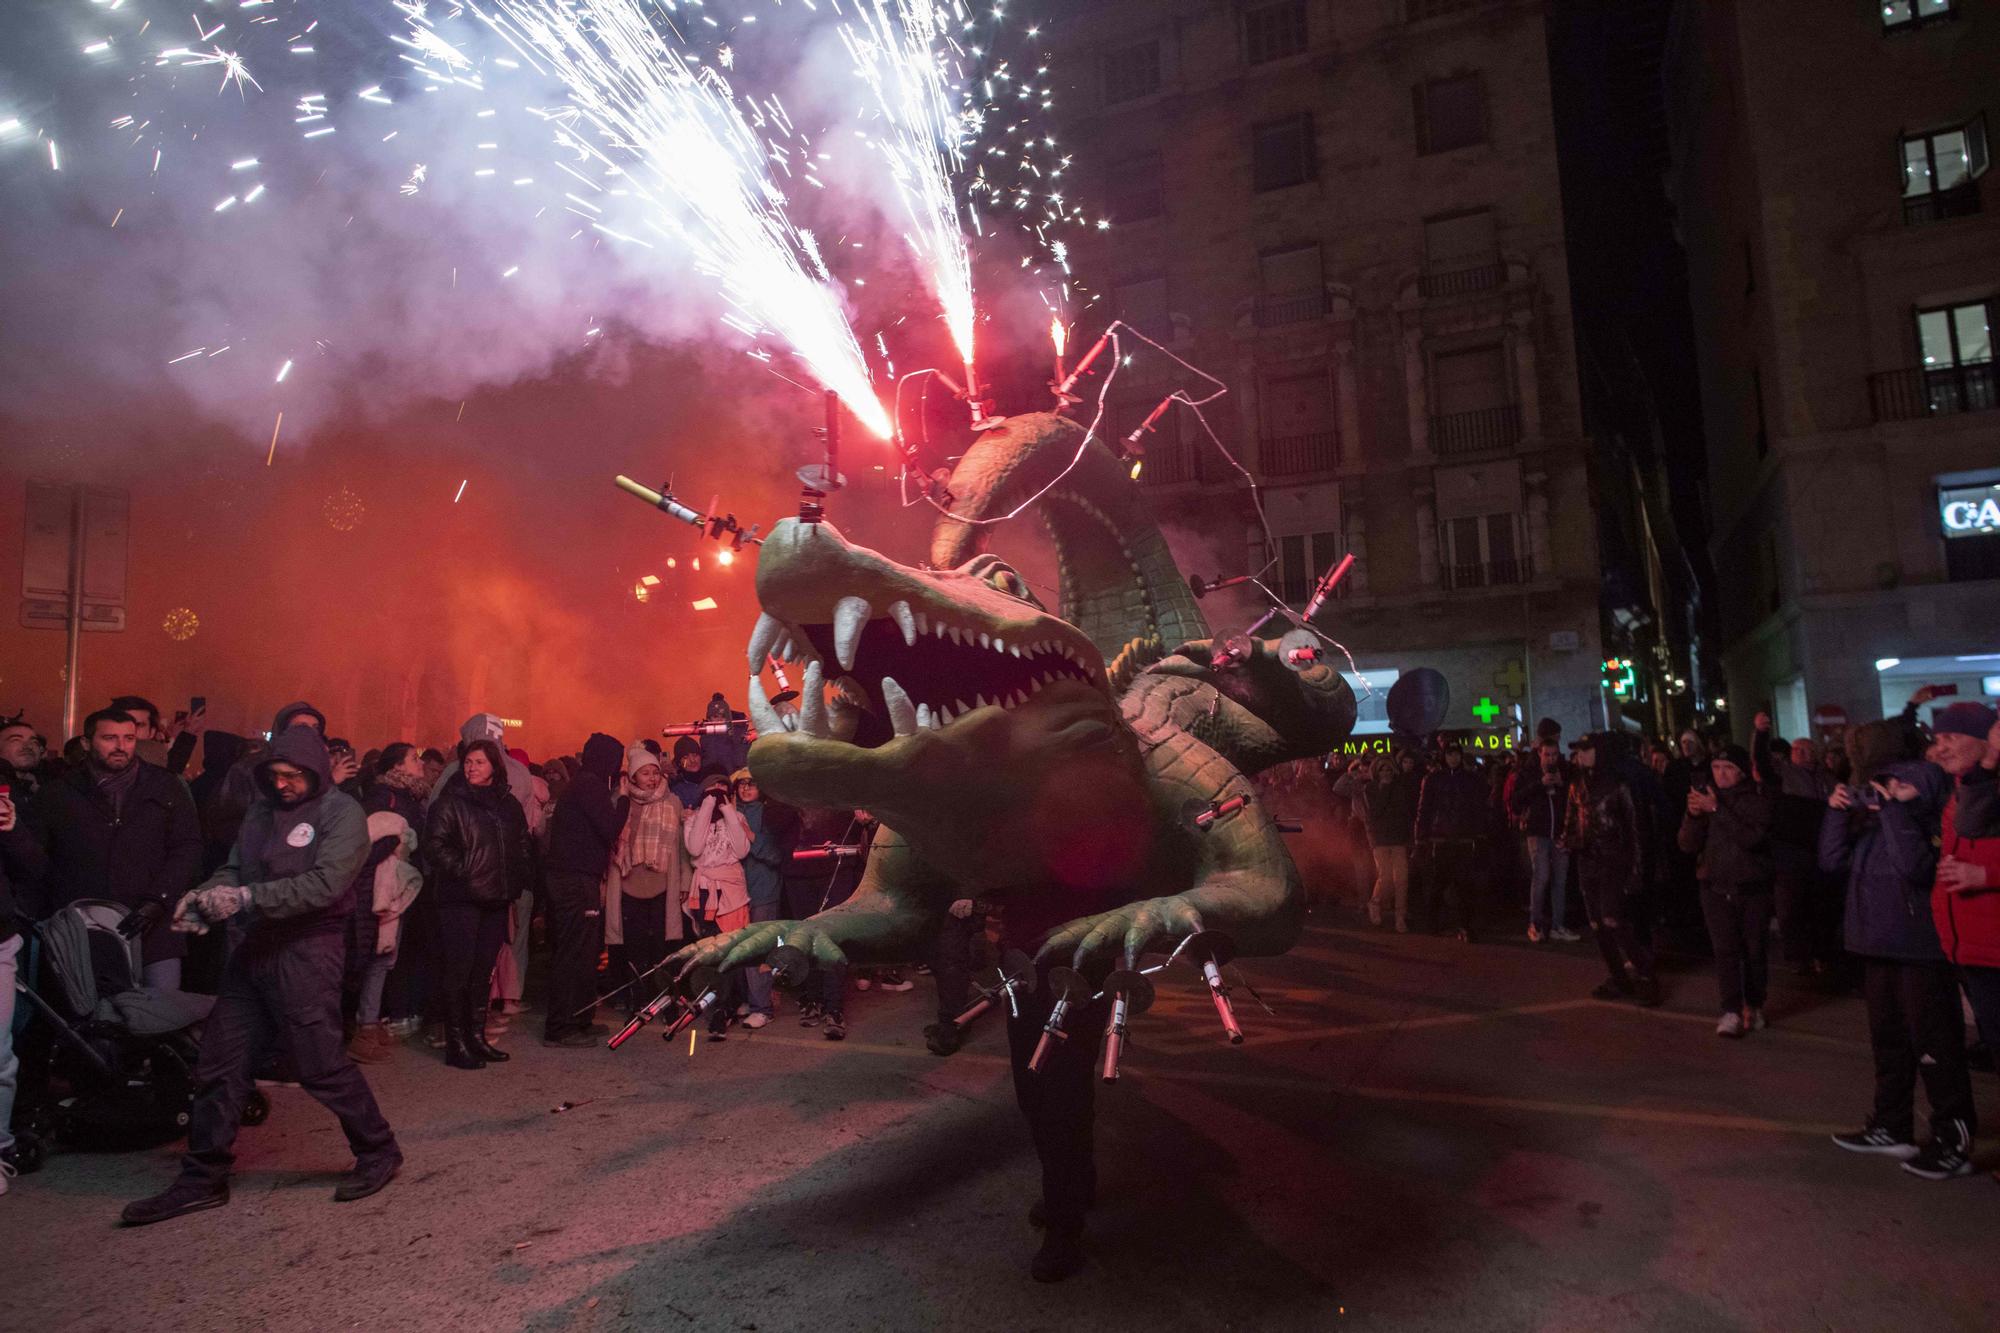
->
<box><xmin>9</xmin><ymin>918</ymin><xmax>2000</xmax><ymax>1332</ymax></box>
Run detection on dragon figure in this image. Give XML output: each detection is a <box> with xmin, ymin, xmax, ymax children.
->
<box><xmin>665</xmin><ymin>411</ymin><xmax>1357</xmax><ymax>1280</ymax></box>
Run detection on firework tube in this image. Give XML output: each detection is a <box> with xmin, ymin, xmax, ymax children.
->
<box><xmin>1054</xmin><ymin>329</ymin><xmax>1112</xmax><ymax>399</ymax></box>
<box><xmin>614</xmin><ymin>476</ymin><xmax>706</xmax><ymax>527</ymax></box>
<box><xmin>1099</xmin><ymin>970</ymin><xmax>1155</xmax><ymax>1084</ymax></box>
<box><xmin>1301</xmin><ymin>552</ymin><xmax>1356</xmax><ymax>621</ymax></box>
<box><xmin>1193</xmin><ymin>794</ymin><xmax>1250</xmax><ymax>830</ymax></box>
<box><xmin>1123</xmin><ymin>395</ymin><xmax>1174</xmax><ymax>454</ymax></box>
<box><xmin>791</xmin><ymin>843</ymin><xmax>864</xmax><ymax>862</ymax></box>
<box><xmin>1189</xmin><ymin>571</ymin><xmax>1257</xmax><ymax>599</ymax></box>
<box><xmin>661</xmin><ymin>719</ymin><xmax>758</xmax><ymax>739</ymax></box>
<box><xmin>952</xmin><ymin>993</ymin><xmax>996</xmax><ymax>1028</ymax></box>
<box><xmin>608</xmin><ymin>986</ymin><xmax>686</xmax><ymax>1050</ymax></box>
<box><xmin>1029</xmin><ymin>968</ymin><xmax>1089</xmax><ymax>1074</ymax></box>
<box><xmin>766</xmin><ymin>655</ymin><xmax>792</xmax><ymax>690</ymax></box>
<box><xmin>663</xmin><ymin>969</ymin><xmax>725</xmax><ymax>1040</ymax></box>
<box><xmin>1182</xmin><ymin>932</ymin><xmax>1245</xmax><ymax>1044</ymax></box>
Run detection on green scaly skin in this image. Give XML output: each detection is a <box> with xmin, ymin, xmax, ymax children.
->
<box><xmin>668</xmin><ymin>412</ymin><xmax>1354</xmax><ymax>982</ymax></box>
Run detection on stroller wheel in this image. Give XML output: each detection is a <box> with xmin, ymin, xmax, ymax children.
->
<box><xmin>8</xmin><ymin>1132</ymin><xmax>49</xmax><ymax>1175</ymax></box>
<box><xmin>240</xmin><ymin>1090</ymin><xmax>271</xmax><ymax>1127</ymax></box>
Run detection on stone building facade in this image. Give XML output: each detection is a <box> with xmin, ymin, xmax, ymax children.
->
<box><xmin>1666</xmin><ymin>0</ymin><xmax>2000</xmax><ymax>735</ymax></box>
<box><xmin>1042</xmin><ymin>0</ymin><xmax>1609</xmax><ymax>739</ymax></box>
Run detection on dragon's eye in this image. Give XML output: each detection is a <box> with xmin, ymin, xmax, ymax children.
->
<box><xmin>961</xmin><ymin>554</ymin><xmax>1042</xmax><ymax>608</ymax></box>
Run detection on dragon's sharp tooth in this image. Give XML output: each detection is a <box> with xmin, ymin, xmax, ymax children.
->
<box><xmin>800</xmin><ymin>661</ymin><xmax>827</xmax><ymax>738</ymax></box>
<box><xmin>993</xmin><ymin>637</ymin><xmax>1005</xmax><ymax>654</ymax></box>
<box><xmin>935</xmin><ymin>703</ymin><xmax>953</xmax><ymax>725</ymax></box>
<box><xmin>747</xmin><ymin>676</ymin><xmax>784</xmax><ymax>735</ymax></box>
<box><xmin>888</xmin><ymin>600</ymin><xmax>917</xmax><ymax>647</ymax></box>
<box><xmin>914</xmin><ymin>609</ymin><xmax>930</xmax><ymax>636</ymax></box>
<box><xmin>747</xmin><ymin>612</ymin><xmax>782</xmax><ymax>670</ymax></box>
<box><xmin>979</xmin><ymin>632</ymin><xmax>992</xmax><ymax>651</ymax></box>
<box><xmin>881</xmin><ymin>676</ymin><xmax>918</xmax><ymax>737</ymax></box>
<box><xmin>832</xmin><ymin>596</ymin><xmax>870</xmax><ymax>671</ymax></box>
<box><xmin>916</xmin><ymin>702</ymin><xmax>933</xmax><ymax>731</ymax></box>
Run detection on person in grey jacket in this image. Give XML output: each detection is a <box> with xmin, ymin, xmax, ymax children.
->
<box><xmin>120</xmin><ymin>725</ymin><xmax>400</xmax><ymax>1225</ymax></box>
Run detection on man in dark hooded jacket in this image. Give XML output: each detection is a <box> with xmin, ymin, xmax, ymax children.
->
<box><xmin>542</xmin><ymin>733</ymin><xmax>630</xmax><ymax>1046</ymax></box>
<box><xmin>119</xmin><ymin>726</ymin><xmax>400</xmax><ymax>1225</ymax></box>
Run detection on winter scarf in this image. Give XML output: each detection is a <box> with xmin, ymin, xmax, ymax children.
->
<box><xmin>92</xmin><ymin>757</ymin><xmax>142</xmax><ymax>817</ymax></box>
<box><xmin>620</xmin><ymin>744</ymin><xmax>682</xmax><ymax>873</ymax></box>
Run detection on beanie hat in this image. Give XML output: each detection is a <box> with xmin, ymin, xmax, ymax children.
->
<box><xmin>1933</xmin><ymin>701</ymin><xmax>1997</xmax><ymax>740</ymax></box>
<box><xmin>1714</xmin><ymin>743</ymin><xmax>1752</xmax><ymax>773</ymax></box>
<box><xmin>697</xmin><ymin>762</ymin><xmax>730</xmax><ymax>787</ymax></box>
<box><xmin>730</xmin><ymin>767</ymin><xmax>754</xmax><ymax>785</ymax></box>
<box><xmin>672</xmin><ymin>735</ymin><xmax>701</xmax><ymax>761</ymax></box>
<box><xmin>626</xmin><ymin>742</ymin><xmax>662</xmax><ymax>777</ymax></box>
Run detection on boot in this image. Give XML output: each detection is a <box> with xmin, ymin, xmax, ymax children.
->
<box><xmin>443</xmin><ymin>1013</ymin><xmax>485</xmax><ymax>1070</ymax></box>
<box><xmin>346</xmin><ymin>1023</ymin><xmax>393</xmax><ymax>1065</ymax></box>
<box><xmin>464</xmin><ymin>994</ymin><xmax>510</xmax><ymax>1063</ymax></box>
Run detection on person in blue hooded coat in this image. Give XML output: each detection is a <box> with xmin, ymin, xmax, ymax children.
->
<box><xmin>1820</xmin><ymin>720</ymin><xmax>1976</xmax><ymax>1178</ymax></box>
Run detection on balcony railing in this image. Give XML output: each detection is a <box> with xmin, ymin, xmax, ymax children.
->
<box><xmin>1430</xmin><ymin>403</ymin><xmax>1521</xmax><ymax>455</ymax></box>
<box><xmin>1870</xmin><ymin>363</ymin><xmax>2000</xmax><ymax>421</ymax></box>
<box><xmin>1260</xmin><ymin>431</ymin><xmax>1341</xmax><ymax>476</ymax></box>
<box><xmin>1442</xmin><ymin>555</ymin><xmax>1530</xmax><ymax>591</ymax></box>
<box><xmin>1419</xmin><ymin>258</ymin><xmax>1505</xmax><ymax>299</ymax></box>
<box><xmin>1904</xmin><ymin>182</ymin><xmax>1981</xmax><ymax>225</ymax></box>
<box><xmin>1252</xmin><ymin>289</ymin><xmax>1330</xmax><ymax>328</ymax></box>
<box><xmin>1137</xmin><ymin>438</ymin><xmax>1203</xmax><ymax>486</ymax></box>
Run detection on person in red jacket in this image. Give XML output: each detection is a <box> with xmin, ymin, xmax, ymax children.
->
<box><xmin>1929</xmin><ymin>702</ymin><xmax>2000</xmax><ymax>1132</ymax></box>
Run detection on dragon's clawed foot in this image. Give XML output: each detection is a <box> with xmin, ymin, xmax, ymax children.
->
<box><xmin>1036</xmin><ymin>895</ymin><xmax>1207</xmax><ymax>973</ymax></box>
<box><xmin>668</xmin><ymin>919</ymin><xmax>849</xmax><ymax>980</ymax></box>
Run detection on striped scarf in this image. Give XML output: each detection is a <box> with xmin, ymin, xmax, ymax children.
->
<box><xmin>622</xmin><ymin>785</ymin><xmax>681</xmax><ymax>872</ymax></box>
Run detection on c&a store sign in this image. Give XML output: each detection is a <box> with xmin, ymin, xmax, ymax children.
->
<box><xmin>1940</xmin><ymin>483</ymin><xmax>2000</xmax><ymax>538</ymax></box>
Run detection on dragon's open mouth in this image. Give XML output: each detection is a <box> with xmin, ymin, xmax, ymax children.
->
<box><xmin>745</xmin><ymin>596</ymin><xmax>1103</xmax><ymax>750</ymax></box>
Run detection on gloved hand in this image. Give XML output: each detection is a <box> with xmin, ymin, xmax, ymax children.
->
<box><xmin>117</xmin><ymin>899</ymin><xmax>166</xmax><ymax>940</ymax></box>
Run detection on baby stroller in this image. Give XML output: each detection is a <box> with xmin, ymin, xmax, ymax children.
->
<box><xmin>11</xmin><ymin>899</ymin><xmax>266</xmax><ymax>1162</ymax></box>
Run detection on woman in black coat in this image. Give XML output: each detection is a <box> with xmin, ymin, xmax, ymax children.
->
<box><xmin>425</xmin><ymin>739</ymin><xmax>535</xmax><ymax>1070</ymax></box>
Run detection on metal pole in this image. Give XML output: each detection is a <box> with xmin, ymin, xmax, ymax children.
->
<box><xmin>61</xmin><ymin>486</ymin><xmax>85</xmax><ymax>740</ymax></box>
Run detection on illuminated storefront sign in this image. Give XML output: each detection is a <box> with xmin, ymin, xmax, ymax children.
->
<box><xmin>1334</xmin><ymin>730</ymin><xmax>1513</xmax><ymax>757</ymax></box>
<box><xmin>1940</xmin><ymin>484</ymin><xmax>2000</xmax><ymax>538</ymax></box>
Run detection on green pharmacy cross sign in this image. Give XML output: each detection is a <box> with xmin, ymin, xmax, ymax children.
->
<box><xmin>1602</xmin><ymin>657</ymin><xmax>1637</xmax><ymax>700</ymax></box>
<box><xmin>1472</xmin><ymin>697</ymin><xmax>1501</xmax><ymax>725</ymax></box>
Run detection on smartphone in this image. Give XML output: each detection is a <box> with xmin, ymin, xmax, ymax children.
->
<box><xmin>190</xmin><ymin>695</ymin><xmax>207</xmax><ymax>714</ymax></box>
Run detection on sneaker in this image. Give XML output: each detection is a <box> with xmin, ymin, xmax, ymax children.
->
<box><xmin>1903</xmin><ymin>1123</ymin><xmax>1976</xmax><ymax>1180</ymax></box>
<box><xmin>1716</xmin><ymin>1012</ymin><xmax>1744</xmax><ymax>1038</ymax></box>
<box><xmin>1525</xmin><ymin>925</ymin><xmax>1542</xmax><ymax>942</ymax></box>
<box><xmin>1831</xmin><ymin>1126</ymin><xmax>1920</xmax><ymax>1158</ymax></box>
<box><xmin>346</xmin><ymin>1023</ymin><xmax>394</xmax><ymax>1065</ymax></box>
<box><xmin>822</xmin><ymin>1011</ymin><xmax>847</xmax><ymax>1040</ymax></box>
<box><xmin>878</xmin><ymin>970</ymin><xmax>915</xmax><ymax>993</ymax></box>
<box><xmin>914</xmin><ymin>964</ymin><xmax>933</xmax><ymax>976</ymax></box>
<box><xmin>743</xmin><ymin>1012</ymin><xmax>770</xmax><ymax>1030</ymax></box>
<box><xmin>707</xmin><ymin>1027</ymin><xmax>729</xmax><ymax>1042</ymax></box>
<box><xmin>1747</xmin><ymin>1008</ymin><xmax>1767</xmax><ymax>1032</ymax></box>
<box><xmin>384</xmin><ymin>1017</ymin><xmax>422</xmax><ymax>1039</ymax></box>
<box><xmin>734</xmin><ymin>1003</ymin><xmax>752</xmax><ymax>1018</ymax></box>
<box><xmin>1550</xmin><ymin>928</ymin><xmax>1582</xmax><ymax>942</ymax></box>
<box><xmin>798</xmin><ymin>1002</ymin><xmax>824</xmax><ymax>1028</ymax></box>
<box><xmin>121</xmin><ymin>1178</ymin><xmax>230</xmax><ymax>1226</ymax></box>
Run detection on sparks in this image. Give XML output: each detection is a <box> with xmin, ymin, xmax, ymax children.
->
<box><xmin>453</xmin><ymin>478</ymin><xmax>468</xmax><ymax>503</ymax></box>
<box><xmin>275</xmin><ymin>359</ymin><xmax>292</xmax><ymax>383</ymax></box>
<box><xmin>265</xmin><ymin>411</ymin><xmax>283</xmax><ymax>465</ymax></box>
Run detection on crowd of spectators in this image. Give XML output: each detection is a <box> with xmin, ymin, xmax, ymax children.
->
<box><xmin>2</xmin><ymin>683</ymin><xmax>1998</xmax><ymax>1208</ymax></box>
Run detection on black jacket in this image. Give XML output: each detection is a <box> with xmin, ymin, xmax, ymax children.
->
<box><xmin>1416</xmin><ymin>764</ymin><xmax>1488</xmax><ymax>841</ymax></box>
<box><xmin>426</xmin><ymin>774</ymin><xmax>536</xmax><ymax>907</ymax></box>
<box><xmin>546</xmin><ymin>733</ymin><xmax>630</xmax><ymax>879</ymax></box>
<box><xmin>18</xmin><ymin>759</ymin><xmax>202</xmax><ymax>962</ymax></box>
<box><xmin>1358</xmin><ymin>776</ymin><xmax>1419</xmax><ymax>848</ymax></box>
<box><xmin>1</xmin><ymin>822</ymin><xmax>33</xmax><ymax>943</ymax></box>
<box><xmin>1677</xmin><ymin>783</ymin><xmax>1775</xmax><ymax>896</ymax></box>
<box><xmin>1510</xmin><ymin>761</ymin><xmax>1568</xmax><ymax>839</ymax></box>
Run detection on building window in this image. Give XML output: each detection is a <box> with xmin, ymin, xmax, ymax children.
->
<box><xmin>1243</xmin><ymin>1</ymin><xmax>1308</xmax><ymax>65</ymax></box>
<box><xmin>1915</xmin><ymin>298</ymin><xmax>1998</xmax><ymax>413</ymax></box>
<box><xmin>1260</xmin><ymin>368</ymin><xmax>1340</xmax><ymax>475</ymax></box>
<box><xmin>1114</xmin><ymin>276</ymin><xmax>1173</xmax><ymax>343</ymax></box>
<box><xmin>1440</xmin><ymin>513</ymin><xmax>1527</xmax><ymax>590</ymax></box>
<box><xmin>1883</xmin><ymin>0</ymin><xmax>1953</xmax><ymax>31</ymax></box>
<box><xmin>1902</xmin><ymin>117</ymin><xmax>1987</xmax><ymax>223</ymax></box>
<box><xmin>1252</xmin><ymin>114</ymin><xmax>1316</xmax><ymax>192</ymax></box>
<box><xmin>1102</xmin><ymin>39</ymin><xmax>1162</xmax><ymax>105</ymax></box>
<box><xmin>1415</xmin><ymin>73</ymin><xmax>1487</xmax><ymax>155</ymax></box>
<box><xmin>1106</xmin><ymin>153</ymin><xmax>1165</xmax><ymax>225</ymax></box>
<box><xmin>1420</xmin><ymin>208</ymin><xmax>1501</xmax><ymax>296</ymax></box>
<box><xmin>1278</xmin><ymin>530</ymin><xmax>1346</xmax><ymax>606</ymax></box>
<box><xmin>1254</xmin><ymin>244</ymin><xmax>1327</xmax><ymax>326</ymax></box>
<box><xmin>1430</xmin><ymin>344</ymin><xmax>1519</xmax><ymax>455</ymax></box>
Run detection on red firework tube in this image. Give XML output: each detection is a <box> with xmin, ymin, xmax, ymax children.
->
<box><xmin>1028</xmin><ymin>996</ymin><xmax>1074</xmax><ymax>1074</ymax></box>
<box><xmin>791</xmin><ymin>844</ymin><xmax>862</xmax><ymax>863</ymax></box>
<box><xmin>1201</xmin><ymin>960</ymin><xmax>1245</xmax><ymax>1044</ymax></box>
<box><xmin>952</xmin><ymin>994</ymin><xmax>995</xmax><ymax>1028</ymax></box>
<box><xmin>766</xmin><ymin>655</ymin><xmax>791</xmax><ymax>690</ymax></box>
<box><xmin>1124</xmin><ymin>395</ymin><xmax>1174</xmax><ymax>451</ymax></box>
<box><xmin>1194</xmin><ymin>795</ymin><xmax>1249</xmax><ymax>829</ymax></box>
<box><xmin>608</xmin><ymin>988</ymin><xmax>683</xmax><ymax>1050</ymax></box>
<box><xmin>1054</xmin><ymin>330</ymin><xmax>1112</xmax><ymax>398</ymax></box>
<box><xmin>1301</xmin><ymin>553</ymin><xmax>1357</xmax><ymax>621</ymax></box>
<box><xmin>661</xmin><ymin>720</ymin><xmax>756</xmax><ymax>738</ymax></box>
<box><xmin>663</xmin><ymin>984</ymin><xmax>722</xmax><ymax>1040</ymax></box>
<box><xmin>1100</xmin><ymin>993</ymin><xmax>1132</xmax><ymax>1083</ymax></box>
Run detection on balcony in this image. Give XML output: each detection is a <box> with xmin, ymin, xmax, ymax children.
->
<box><xmin>1904</xmin><ymin>182</ymin><xmax>1981</xmax><ymax>225</ymax></box>
<box><xmin>1260</xmin><ymin>431</ymin><xmax>1340</xmax><ymax>476</ymax></box>
<box><xmin>1442</xmin><ymin>555</ymin><xmax>1531</xmax><ymax>591</ymax></box>
<box><xmin>1137</xmin><ymin>437</ymin><xmax>1204</xmax><ymax>486</ymax></box>
<box><xmin>1252</xmin><ymin>289</ymin><xmax>1331</xmax><ymax>329</ymax></box>
<box><xmin>1430</xmin><ymin>403</ymin><xmax>1522</xmax><ymax>456</ymax></box>
<box><xmin>1419</xmin><ymin>258</ymin><xmax>1506</xmax><ymax>300</ymax></box>
<box><xmin>1870</xmin><ymin>363</ymin><xmax>2000</xmax><ymax>421</ymax></box>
